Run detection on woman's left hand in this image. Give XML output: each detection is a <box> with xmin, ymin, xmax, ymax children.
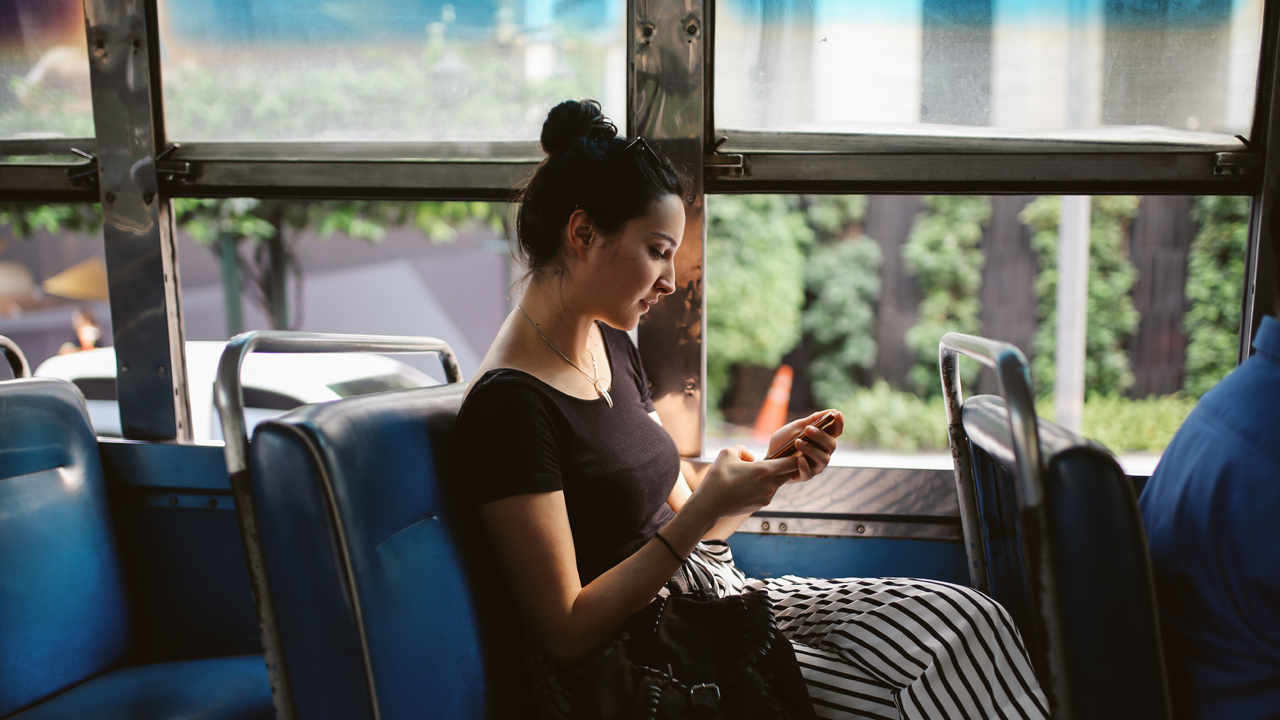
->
<box><xmin>766</xmin><ymin>410</ymin><xmax>844</xmax><ymax>483</ymax></box>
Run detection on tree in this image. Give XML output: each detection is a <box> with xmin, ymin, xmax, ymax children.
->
<box><xmin>800</xmin><ymin>196</ymin><xmax>882</xmax><ymax>406</ymax></box>
<box><xmin>173</xmin><ymin>199</ymin><xmax>507</xmax><ymax>331</ymax></box>
<box><xmin>1019</xmin><ymin>195</ymin><xmax>1140</xmax><ymax>397</ymax></box>
<box><xmin>903</xmin><ymin>196</ymin><xmax>991</xmax><ymax>395</ymax></box>
<box><xmin>3</xmin><ymin>199</ymin><xmax>506</xmax><ymax>333</ymax></box>
<box><xmin>1183</xmin><ymin>195</ymin><xmax>1249</xmax><ymax>398</ymax></box>
<box><xmin>705</xmin><ymin>195</ymin><xmax>813</xmax><ymax>408</ymax></box>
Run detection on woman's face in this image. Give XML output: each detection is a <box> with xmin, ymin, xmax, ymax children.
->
<box><xmin>576</xmin><ymin>193</ymin><xmax>685</xmax><ymax>331</ymax></box>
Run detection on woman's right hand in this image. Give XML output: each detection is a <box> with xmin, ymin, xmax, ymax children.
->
<box><xmin>685</xmin><ymin>446</ymin><xmax>801</xmax><ymax>525</ymax></box>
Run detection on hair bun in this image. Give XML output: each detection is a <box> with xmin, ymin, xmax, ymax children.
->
<box><xmin>540</xmin><ymin>99</ymin><xmax>617</xmax><ymax>156</ymax></box>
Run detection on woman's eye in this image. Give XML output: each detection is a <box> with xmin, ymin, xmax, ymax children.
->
<box><xmin>650</xmin><ymin>247</ymin><xmax>664</xmax><ymax>259</ymax></box>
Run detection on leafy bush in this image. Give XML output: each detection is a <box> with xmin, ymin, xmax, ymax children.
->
<box><xmin>1037</xmin><ymin>394</ymin><xmax>1197</xmax><ymax>452</ymax></box>
<box><xmin>801</xmin><ymin>196</ymin><xmax>881</xmax><ymax>406</ymax></box>
<box><xmin>1184</xmin><ymin>196</ymin><xmax>1248</xmax><ymax>398</ymax></box>
<box><xmin>903</xmin><ymin>196</ymin><xmax>991</xmax><ymax>394</ymax></box>
<box><xmin>832</xmin><ymin>380</ymin><xmax>949</xmax><ymax>452</ymax></box>
<box><xmin>1020</xmin><ymin>196</ymin><xmax>1140</xmax><ymax>397</ymax></box>
<box><xmin>705</xmin><ymin>195</ymin><xmax>813</xmax><ymax>407</ymax></box>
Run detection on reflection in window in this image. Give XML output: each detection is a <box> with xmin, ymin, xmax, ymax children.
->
<box><xmin>704</xmin><ymin>194</ymin><xmax>1247</xmax><ymax>472</ymax></box>
<box><xmin>715</xmin><ymin>0</ymin><xmax>1263</xmax><ymax>140</ymax></box>
<box><xmin>0</xmin><ymin>203</ymin><xmax>110</xmax><ymax>368</ymax></box>
<box><xmin>158</xmin><ymin>0</ymin><xmax>626</xmax><ymax>141</ymax></box>
<box><xmin>0</xmin><ymin>0</ymin><xmax>94</xmax><ymax>141</ymax></box>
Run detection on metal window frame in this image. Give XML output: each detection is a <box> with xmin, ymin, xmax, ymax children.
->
<box><xmin>0</xmin><ymin>0</ymin><xmax>1276</xmax><ymax>448</ymax></box>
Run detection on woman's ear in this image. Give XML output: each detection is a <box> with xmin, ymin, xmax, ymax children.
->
<box><xmin>565</xmin><ymin>208</ymin><xmax>596</xmax><ymax>258</ymax></box>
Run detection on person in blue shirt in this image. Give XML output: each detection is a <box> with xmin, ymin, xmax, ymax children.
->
<box><xmin>1140</xmin><ymin>314</ymin><xmax>1280</xmax><ymax>720</ymax></box>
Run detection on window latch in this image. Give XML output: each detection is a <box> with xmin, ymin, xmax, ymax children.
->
<box><xmin>1214</xmin><ymin>152</ymin><xmax>1261</xmax><ymax>175</ymax></box>
<box><xmin>66</xmin><ymin>147</ymin><xmax>98</xmax><ymax>188</ymax></box>
<box><xmin>704</xmin><ymin>153</ymin><xmax>745</xmax><ymax>177</ymax></box>
<box><xmin>157</xmin><ymin>143</ymin><xmax>194</xmax><ymax>182</ymax></box>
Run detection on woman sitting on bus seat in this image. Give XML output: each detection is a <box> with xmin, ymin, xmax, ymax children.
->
<box><xmin>453</xmin><ymin>99</ymin><xmax>1048</xmax><ymax>720</ymax></box>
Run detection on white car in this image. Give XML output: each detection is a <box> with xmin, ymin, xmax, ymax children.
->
<box><xmin>35</xmin><ymin>341</ymin><xmax>440</xmax><ymax>441</ymax></box>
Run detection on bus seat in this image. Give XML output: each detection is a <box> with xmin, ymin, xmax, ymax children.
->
<box><xmin>247</xmin><ymin>382</ymin><xmax>525</xmax><ymax>720</ymax></box>
<box><xmin>0</xmin><ymin>377</ymin><xmax>272</xmax><ymax>720</ymax></box>
<box><xmin>959</xmin><ymin>394</ymin><xmax>1171</xmax><ymax>720</ymax></box>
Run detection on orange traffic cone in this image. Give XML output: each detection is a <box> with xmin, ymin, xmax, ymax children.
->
<box><xmin>752</xmin><ymin>365</ymin><xmax>793</xmax><ymax>441</ymax></box>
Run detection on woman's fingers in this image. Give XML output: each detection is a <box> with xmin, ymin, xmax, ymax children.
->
<box><xmin>795</xmin><ymin>437</ymin><xmax>831</xmax><ymax>472</ymax></box>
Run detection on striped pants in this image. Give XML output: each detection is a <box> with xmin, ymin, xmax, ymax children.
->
<box><xmin>532</xmin><ymin>542</ymin><xmax>1049</xmax><ymax>720</ymax></box>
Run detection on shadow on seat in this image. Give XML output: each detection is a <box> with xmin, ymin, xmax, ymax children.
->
<box><xmin>939</xmin><ymin>333</ymin><xmax>1171</xmax><ymax>720</ymax></box>
<box><xmin>247</xmin><ymin>382</ymin><xmax>528</xmax><ymax>720</ymax></box>
<box><xmin>0</xmin><ymin>378</ymin><xmax>272</xmax><ymax>720</ymax></box>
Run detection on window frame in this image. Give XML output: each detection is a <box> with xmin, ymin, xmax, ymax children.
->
<box><xmin>0</xmin><ymin>0</ymin><xmax>1273</xmax><ymax>455</ymax></box>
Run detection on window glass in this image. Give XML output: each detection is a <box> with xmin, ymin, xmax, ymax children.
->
<box><xmin>158</xmin><ymin>0</ymin><xmax>626</xmax><ymax>142</ymax></box>
<box><xmin>704</xmin><ymin>193</ymin><xmax>1248</xmax><ymax>474</ymax></box>
<box><xmin>171</xmin><ymin>198</ymin><xmax>512</xmax><ymax>440</ymax></box>
<box><xmin>715</xmin><ymin>0</ymin><xmax>1263</xmax><ymax>141</ymax></box>
<box><xmin>0</xmin><ymin>0</ymin><xmax>94</xmax><ymax>141</ymax></box>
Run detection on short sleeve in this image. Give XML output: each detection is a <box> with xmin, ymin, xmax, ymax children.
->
<box><xmin>455</xmin><ymin>375</ymin><xmax>563</xmax><ymax>505</ymax></box>
<box><xmin>613</xmin><ymin>328</ymin><xmax>656</xmax><ymax>413</ymax></box>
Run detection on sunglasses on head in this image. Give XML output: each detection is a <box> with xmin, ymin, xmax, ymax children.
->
<box><xmin>623</xmin><ymin>136</ymin><xmax>661</xmax><ymax>164</ymax></box>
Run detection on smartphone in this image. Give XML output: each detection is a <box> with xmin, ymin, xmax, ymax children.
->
<box><xmin>766</xmin><ymin>411</ymin><xmax>838</xmax><ymax>460</ymax></box>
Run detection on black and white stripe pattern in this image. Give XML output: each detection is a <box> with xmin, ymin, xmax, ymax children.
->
<box><xmin>530</xmin><ymin>541</ymin><xmax>1048</xmax><ymax>720</ymax></box>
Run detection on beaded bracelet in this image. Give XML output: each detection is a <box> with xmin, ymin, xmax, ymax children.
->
<box><xmin>654</xmin><ymin>531</ymin><xmax>685</xmax><ymax>562</ymax></box>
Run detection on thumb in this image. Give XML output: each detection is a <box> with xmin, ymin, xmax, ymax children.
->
<box><xmin>756</xmin><ymin>455</ymin><xmax>801</xmax><ymax>479</ymax></box>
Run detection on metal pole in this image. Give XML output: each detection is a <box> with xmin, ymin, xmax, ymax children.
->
<box><xmin>631</xmin><ymin>0</ymin><xmax>707</xmax><ymax>457</ymax></box>
<box><xmin>1055</xmin><ymin>195</ymin><xmax>1090</xmax><ymax>433</ymax></box>
<box><xmin>82</xmin><ymin>0</ymin><xmax>192</xmax><ymax>441</ymax></box>
<box><xmin>219</xmin><ymin>234</ymin><xmax>245</xmax><ymax>338</ymax></box>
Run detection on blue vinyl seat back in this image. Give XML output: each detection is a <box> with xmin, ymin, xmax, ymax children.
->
<box><xmin>963</xmin><ymin>395</ymin><xmax>1170</xmax><ymax>720</ymax></box>
<box><xmin>0</xmin><ymin>378</ymin><xmax>131</xmax><ymax>717</ymax></box>
<box><xmin>250</xmin><ymin>382</ymin><xmax>520</xmax><ymax>720</ymax></box>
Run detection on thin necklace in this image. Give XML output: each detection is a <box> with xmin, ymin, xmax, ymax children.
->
<box><xmin>517</xmin><ymin>304</ymin><xmax>613</xmax><ymax>408</ymax></box>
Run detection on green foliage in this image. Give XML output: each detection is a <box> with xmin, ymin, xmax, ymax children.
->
<box><xmin>803</xmin><ymin>196</ymin><xmax>869</xmax><ymax>240</ymax></box>
<box><xmin>705</xmin><ymin>195</ymin><xmax>813</xmax><ymax>407</ymax></box>
<box><xmin>903</xmin><ymin>196</ymin><xmax>991</xmax><ymax>394</ymax></box>
<box><xmin>1036</xmin><ymin>393</ymin><xmax>1197</xmax><ymax>452</ymax></box>
<box><xmin>1020</xmin><ymin>196</ymin><xmax>1140</xmax><ymax>397</ymax></box>
<box><xmin>0</xmin><ymin>203</ymin><xmax>102</xmax><ymax>238</ymax></box>
<box><xmin>803</xmin><ymin>236</ymin><xmax>882</xmax><ymax>406</ymax></box>
<box><xmin>156</xmin><ymin>33</ymin><xmax>611</xmax><ymax>141</ymax></box>
<box><xmin>1183</xmin><ymin>196</ymin><xmax>1249</xmax><ymax>398</ymax></box>
<box><xmin>1</xmin><ymin>74</ymin><xmax>96</xmax><ymax>138</ymax></box>
<box><xmin>832</xmin><ymin>380</ymin><xmax>949</xmax><ymax>452</ymax></box>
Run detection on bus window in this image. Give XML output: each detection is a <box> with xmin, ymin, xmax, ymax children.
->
<box><xmin>0</xmin><ymin>0</ymin><xmax>94</xmax><ymax>142</ymax></box>
<box><xmin>715</xmin><ymin>0</ymin><xmax>1263</xmax><ymax>141</ymax></box>
<box><xmin>705</xmin><ymin>193</ymin><xmax>1250</xmax><ymax>474</ymax></box>
<box><xmin>156</xmin><ymin>0</ymin><xmax>626</xmax><ymax>142</ymax></box>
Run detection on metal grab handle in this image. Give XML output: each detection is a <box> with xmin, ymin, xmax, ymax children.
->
<box><xmin>939</xmin><ymin>333</ymin><xmax>1070</xmax><ymax>718</ymax></box>
<box><xmin>0</xmin><ymin>335</ymin><xmax>31</xmax><ymax>379</ymax></box>
<box><xmin>939</xmin><ymin>333</ymin><xmax>1044</xmax><ymax>510</ymax></box>
<box><xmin>215</xmin><ymin>330</ymin><xmax>462</xmax><ymax>475</ymax></box>
<box><xmin>213</xmin><ymin>330</ymin><xmax>461</xmax><ymax>720</ymax></box>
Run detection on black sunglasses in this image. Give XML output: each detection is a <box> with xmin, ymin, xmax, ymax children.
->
<box><xmin>623</xmin><ymin>136</ymin><xmax>661</xmax><ymax>165</ymax></box>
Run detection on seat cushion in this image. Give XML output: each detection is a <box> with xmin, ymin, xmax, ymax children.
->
<box><xmin>9</xmin><ymin>656</ymin><xmax>273</xmax><ymax>720</ymax></box>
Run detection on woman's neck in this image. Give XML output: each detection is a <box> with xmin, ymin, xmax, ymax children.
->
<box><xmin>517</xmin><ymin>281</ymin><xmax>599</xmax><ymax>369</ymax></box>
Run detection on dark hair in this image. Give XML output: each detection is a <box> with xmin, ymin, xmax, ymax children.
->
<box><xmin>516</xmin><ymin>99</ymin><xmax>685</xmax><ymax>276</ymax></box>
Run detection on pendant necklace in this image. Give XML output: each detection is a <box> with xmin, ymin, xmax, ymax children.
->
<box><xmin>517</xmin><ymin>305</ymin><xmax>613</xmax><ymax>408</ymax></box>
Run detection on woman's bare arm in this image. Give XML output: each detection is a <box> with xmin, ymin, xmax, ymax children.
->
<box><xmin>480</xmin><ymin>447</ymin><xmax>800</xmax><ymax>668</ymax></box>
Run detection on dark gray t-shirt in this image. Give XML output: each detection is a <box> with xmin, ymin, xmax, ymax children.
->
<box><xmin>456</xmin><ymin>323</ymin><xmax>680</xmax><ymax>584</ymax></box>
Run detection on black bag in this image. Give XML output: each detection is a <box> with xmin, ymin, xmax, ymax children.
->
<box><xmin>570</xmin><ymin>587</ymin><xmax>818</xmax><ymax>720</ymax></box>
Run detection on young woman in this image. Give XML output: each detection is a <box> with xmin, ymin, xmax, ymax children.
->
<box><xmin>454</xmin><ymin>99</ymin><xmax>1048</xmax><ymax>720</ymax></box>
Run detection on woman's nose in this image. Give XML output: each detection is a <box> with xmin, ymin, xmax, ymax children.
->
<box><xmin>656</xmin><ymin>261</ymin><xmax>675</xmax><ymax>295</ymax></box>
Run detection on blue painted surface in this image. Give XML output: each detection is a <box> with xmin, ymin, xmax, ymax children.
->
<box><xmin>727</xmin><ymin>533</ymin><xmax>970</xmax><ymax>586</ymax></box>
<box><xmin>99</xmin><ymin>440</ymin><xmax>231</xmax><ymax>491</ymax></box>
